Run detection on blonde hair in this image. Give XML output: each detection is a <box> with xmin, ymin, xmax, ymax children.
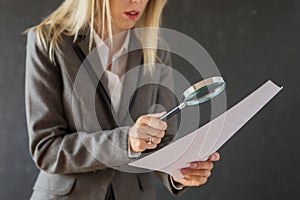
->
<box><xmin>29</xmin><ymin>0</ymin><xmax>167</xmax><ymax>73</ymax></box>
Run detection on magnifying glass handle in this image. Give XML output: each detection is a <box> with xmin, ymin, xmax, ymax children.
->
<box><xmin>160</xmin><ymin>102</ymin><xmax>186</xmax><ymax>121</ymax></box>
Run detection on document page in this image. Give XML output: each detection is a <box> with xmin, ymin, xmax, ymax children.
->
<box><xmin>129</xmin><ymin>80</ymin><xmax>283</xmax><ymax>179</ymax></box>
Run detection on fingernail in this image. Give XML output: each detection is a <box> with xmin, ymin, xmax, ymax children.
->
<box><xmin>210</xmin><ymin>155</ymin><xmax>216</xmax><ymax>161</ymax></box>
<box><xmin>180</xmin><ymin>169</ymin><xmax>187</xmax><ymax>174</ymax></box>
<box><xmin>191</xmin><ymin>163</ymin><xmax>197</xmax><ymax>168</ymax></box>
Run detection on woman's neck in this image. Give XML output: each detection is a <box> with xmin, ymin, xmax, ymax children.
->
<box><xmin>94</xmin><ymin>24</ymin><xmax>127</xmax><ymax>56</ymax></box>
<box><xmin>94</xmin><ymin>24</ymin><xmax>128</xmax><ymax>71</ymax></box>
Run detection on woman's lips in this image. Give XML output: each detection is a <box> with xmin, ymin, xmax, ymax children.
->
<box><xmin>124</xmin><ymin>10</ymin><xmax>140</xmax><ymax>19</ymax></box>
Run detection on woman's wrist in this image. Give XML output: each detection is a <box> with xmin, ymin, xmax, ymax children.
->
<box><xmin>128</xmin><ymin>133</ymin><xmax>141</xmax><ymax>158</ymax></box>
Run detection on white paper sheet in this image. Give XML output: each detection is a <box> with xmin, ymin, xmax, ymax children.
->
<box><xmin>129</xmin><ymin>80</ymin><xmax>283</xmax><ymax>179</ymax></box>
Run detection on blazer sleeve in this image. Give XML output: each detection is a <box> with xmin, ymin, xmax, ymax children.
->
<box><xmin>154</xmin><ymin>41</ymin><xmax>188</xmax><ymax>195</ymax></box>
<box><xmin>25</xmin><ymin>29</ymin><xmax>135</xmax><ymax>174</ymax></box>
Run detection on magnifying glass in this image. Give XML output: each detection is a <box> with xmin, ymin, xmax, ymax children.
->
<box><xmin>160</xmin><ymin>76</ymin><xmax>226</xmax><ymax>121</ymax></box>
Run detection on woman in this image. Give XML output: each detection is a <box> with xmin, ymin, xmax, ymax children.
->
<box><xmin>25</xmin><ymin>0</ymin><xmax>220</xmax><ymax>199</ymax></box>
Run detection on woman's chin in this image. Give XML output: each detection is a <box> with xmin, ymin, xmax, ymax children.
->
<box><xmin>123</xmin><ymin>24</ymin><xmax>136</xmax><ymax>31</ymax></box>
<box><xmin>122</xmin><ymin>21</ymin><xmax>137</xmax><ymax>30</ymax></box>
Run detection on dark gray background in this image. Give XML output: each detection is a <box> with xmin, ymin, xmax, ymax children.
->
<box><xmin>0</xmin><ymin>0</ymin><xmax>299</xmax><ymax>199</ymax></box>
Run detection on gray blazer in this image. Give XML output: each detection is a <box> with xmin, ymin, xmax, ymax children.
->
<box><xmin>25</xmin><ymin>28</ymin><xmax>185</xmax><ymax>200</ymax></box>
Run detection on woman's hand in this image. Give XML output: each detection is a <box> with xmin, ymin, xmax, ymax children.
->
<box><xmin>172</xmin><ymin>152</ymin><xmax>220</xmax><ymax>187</ymax></box>
<box><xmin>129</xmin><ymin>112</ymin><xmax>167</xmax><ymax>153</ymax></box>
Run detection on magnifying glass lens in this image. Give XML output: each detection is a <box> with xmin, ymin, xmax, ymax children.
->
<box><xmin>186</xmin><ymin>82</ymin><xmax>221</xmax><ymax>100</ymax></box>
<box><xmin>160</xmin><ymin>77</ymin><xmax>226</xmax><ymax>120</ymax></box>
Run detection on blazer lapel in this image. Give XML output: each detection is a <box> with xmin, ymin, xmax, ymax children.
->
<box><xmin>76</xmin><ymin>32</ymin><xmax>111</xmax><ymax>98</ymax></box>
<box><xmin>117</xmin><ymin>31</ymin><xmax>143</xmax><ymax>125</ymax></box>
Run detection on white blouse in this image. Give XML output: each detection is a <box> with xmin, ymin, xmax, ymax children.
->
<box><xmin>93</xmin><ymin>31</ymin><xmax>130</xmax><ymax>114</ymax></box>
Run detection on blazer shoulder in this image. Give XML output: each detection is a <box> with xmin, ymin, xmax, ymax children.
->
<box><xmin>26</xmin><ymin>27</ymin><xmax>75</xmax><ymax>55</ymax></box>
<box><xmin>26</xmin><ymin>27</ymin><xmax>48</xmax><ymax>55</ymax></box>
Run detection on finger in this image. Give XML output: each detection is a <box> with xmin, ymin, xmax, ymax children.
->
<box><xmin>147</xmin><ymin>111</ymin><xmax>167</xmax><ymax>118</ymax></box>
<box><xmin>209</xmin><ymin>152</ymin><xmax>220</xmax><ymax>161</ymax></box>
<box><xmin>129</xmin><ymin>126</ymin><xmax>149</xmax><ymax>138</ymax></box>
<box><xmin>132</xmin><ymin>137</ymin><xmax>158</xmax><ymax>149</ymax></box>
<box><xmin>172</xmin><ymin>176</ymin><xmax>207</xmax><ymax>187</ymax></box>
<box><xmin>145</xmin><ymin>136</ymin><xmax>161</xmax><ymax>145</ymax></box>
<box><xmin>190</xmin><ymin>161</ymin><xmax>213</xmax><ymax>170</ymax></box>
<box><xmin>130</xmin><ymin>137</ymin><xmax>147</xmax><ymax>152</ymax></box>
<box><xmin>137</xmin><ymin>115</ymin><xmax>167</xmax><ymax>131</ymax></box>
<box><xmin>135</xmin><ymin>125</ymin><xmax>165</xmax><ymax>138</ymax></box>
<box><xmin>185</xmin><ymin>176</ymin><xmax>208</xmax><ymax>186</ymax></box>
<box><xmin>144</xmin><ymin>140</ymin><xmax>158</xmax><ymax>149</ymax></box>
<box><xmin>180</xmin><ymin>168</ymin><xmax>211</xmax><ymax>177</ymax></box>
<box><xmin>148</xmin><ymin>117</ymin><xmax>167</xmax><ymax>130</ymax></box>
<box><xmin>130</xmin><ymin>138</ymin><xmax>157</xmax><ymax>151</ymax></box>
